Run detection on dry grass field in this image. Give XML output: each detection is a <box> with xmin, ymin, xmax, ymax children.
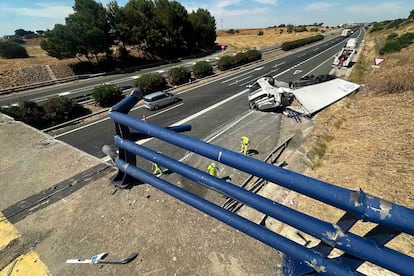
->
<box><xmin>215</xmin><ymin>27</ymin><xmax>326</xmax><ymax>52</ymax></box>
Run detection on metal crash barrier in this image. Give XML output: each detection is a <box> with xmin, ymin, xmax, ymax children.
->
<box><xmin>109</xmin><ymin>90</ymin><xmax>414</xmax><ymax>275</ymax></box>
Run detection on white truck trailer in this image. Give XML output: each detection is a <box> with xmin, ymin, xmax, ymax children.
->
<box><xmin>247</xmin><ymin>75</ymin><xmax>360</xmax><ymax>115</ymax></box>
<box><xmin>341</xmin><ymin>29</ymin><xmax>352</xmax><ymax>37</ymax></box>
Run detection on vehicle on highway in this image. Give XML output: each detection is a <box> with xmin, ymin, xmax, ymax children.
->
<box><xmin>248</xmin><ymin>75</ymin><xmax>360</xmax><ymax>115</ymax></box>
<box><xmin>333</xmin><ymin>38</ymin><xmax>357</xmax><ymax>67</ymax></box>
<box><xmin>143</xmin><ymin>91</ymin><xmax>180</xmax><ymax>110</ymax></box>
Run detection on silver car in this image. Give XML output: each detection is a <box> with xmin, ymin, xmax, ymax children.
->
<box><xmin>143</xmin><ymin>91</ymin><xmax>180</xmax><ymax>110</ymax></box>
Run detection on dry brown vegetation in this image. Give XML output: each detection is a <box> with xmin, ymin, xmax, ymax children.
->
<box><xmin>291</xmin><ymin>23</ymin><xmax>414</xmax><ymax>274</ymax></box>
<box><xmin>215</xmin><ymin>27</ymin><xmax>327</xmax><ymax>52</ymax></box>
<box><xmin>0</xmin><ymin>45</ymin><xmax>76</xmax><ymax>89</ymax></box>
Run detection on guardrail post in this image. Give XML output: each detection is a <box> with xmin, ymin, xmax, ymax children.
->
<box><xmin>110</xmin><ymin>90</ymin><xmax>142</xmax><ymax>188</ymax></box>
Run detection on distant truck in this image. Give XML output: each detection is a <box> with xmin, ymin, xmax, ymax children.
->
<box><xmin>333</xmin><ymin>38</ymin><xmax>357</xmax><ymax>67</ymax></box>
<box><xmin>341</xmin><ymin>29</ymin><xmax>352</xmax><ymax>37</ymax></box>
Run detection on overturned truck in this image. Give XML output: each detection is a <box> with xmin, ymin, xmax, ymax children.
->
<box><xmin>248</xmin><ymin>75</ymin><xmax>360</xmax><ymax>116</ymax></box>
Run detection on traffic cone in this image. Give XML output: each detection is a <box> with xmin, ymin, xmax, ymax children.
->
<box><xmin>142</xmin><ymin>115</ymin><xmax>146</xmax><ymax>121</ymax></box>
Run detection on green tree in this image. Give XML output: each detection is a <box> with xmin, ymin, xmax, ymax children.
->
<box><xmin>91</xmin><ymin>84</ymin><xmax>123</xmax><ymax>107</ymax></box>
<box><xmin>121</xmin><ymin>0</ymin><xmax>161</xmax><ymax>53</ymax></box>
<box><xmin>0</xmin><ymin>100</ymin><xmax>47</xmax><ymax>128</ymax></box>
<box><xmin>41</xmin><ymin>0</ymin><xmax>112</xmax><ymax>62</ymax></box>
<box><xmin>409</xmin><ymin>9</ymin><xmax>414</xmax><ymax>19</ymax></box>
<box><xmin>188</xmin><ymin>8</ymin><xmax>216</xmax><ymax>49</ymax></box>
<box><xmin>66</xmin><ymin>0</ymin><xmax>113</xmax><ymax>61</ymax></box>
<box><xmin>44</xmin><ymin>96</ymin><xmax>90</xmax><ymax>123</ymax></box>
<box><xmin>217</xmin><ymin>55</ymin><xmax>233</xmax><ymax>71</ymax></box>
<box><xmin>134</xmin><ymin>72</ymin><xmax>167</xmax><ymax>95</ymax></box>
<box><xmin>192</xmin><ymin>61</ymin><xmax>213</xmax><ymax>79</ymax></box>
<box><xmin>0</xmin><ymin>41</ymin><xmax>29</xmax><ymax>58</ymax></box>
<box><xmin>168</xmin><ymin>66</ymin><xmax>191</xmax><ymax>86</ymax></box>
<box><xmin>14</xmin><ymin>29</ymin><xmax>34</xmax><ymax>37</ymax></box>
<box><xmin>245</xmin><ymin>49</ymin><xmax>261</xmax><ymax>62</ymax></box>
<box><xmin>40</xmin><ymin>24</ymin><xmax>77</xmax><ymax>59</ymax></box>
<box><xmin>232</xmin><ymin>52</ymin><xmax>248</xmax><ymax>67</ymax></box>
<box><xmin>154</xmin><ymin>0</ymin><xmax>191</xmax><ymax>55</ymax></box>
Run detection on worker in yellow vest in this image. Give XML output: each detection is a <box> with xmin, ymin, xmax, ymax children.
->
<box><xmin>207</xmin><ymin>162</ymin><xmax>219</xmax><ymax>177</ymax></box>
<box><xmin>152</xmin><ymin>162</ymin><xmax>163</xmax><ymax>176</ymax></box>
<box><xmin>240</xmin><ymin>136</ymin><xmax>250</xmax><ymax>155</ymax></box>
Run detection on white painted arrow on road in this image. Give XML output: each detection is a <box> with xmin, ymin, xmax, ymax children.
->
<box><xmin>293</xmin><ymin>70</ymin><xmax>303</xmax><ymax>75</ymax></box>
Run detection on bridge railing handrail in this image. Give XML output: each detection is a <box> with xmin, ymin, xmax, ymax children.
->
<box><xmin>109</xmin><ymin>91</ymin><xmax>414</xmax><ymax>275</ymax></box>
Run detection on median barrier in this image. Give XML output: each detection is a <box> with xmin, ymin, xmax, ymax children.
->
<box><xmin>108</xmin><ymin>92</ymin><xmax>414</xmax><ymax>275</ymax></box>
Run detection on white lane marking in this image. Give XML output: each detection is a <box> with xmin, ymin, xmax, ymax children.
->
<box><xmin>171</xmin><ymin>89</ymin><xmax>248</xmax><ymax>127</ymax></box>
<box><xmin>304</xmin><ymin>54</ymin><xmax>337</xmax><ymax>76</ymax></box>
<box><xmin>273</xmin><ymin>38</ymin><xmax>346</xmax><ymax>78</ymax></box>
<box><xmin>298</xmin><ymin>53</ymin><xmax>306</xmax><ymax>57</ymax></box>
<box><xmin>221</xmin><ymin>70</ymin><xmax>255</xmax><ymax>83</ymax></box>
<box><xmin>99</xmin><ymin>93</ymin><xmax>250</xmax><ymax>163</ymax></box>
<box><xmin>131</xmin><ymin>76</ymin><xmax>140</xmax><ymax>79</ymax></box>
<box><xmin>59</xmin><ymin>92</ymin><xmax>71</xmax><ymax>96</ymax></box>
<box><xmin>228</xmin><ymin>75</ymin><xmax>253</xmax><ymax>86</ymax></box>
<box><xmin>254</xmin><ymin>66</ymin><xmax>264</xmax><ymax>71</ymax></box>
<box><xmin>205</xmin><ymin>111</ymin><xmax>252</xmax><ymax>142</ymax></box>
<box><xmin>274</xmin><ymin>62</ymin><xmax>286</xmax><ymax>67</ymax></box>
<box><xmin>54</xmin><ymin>103</ymin><xmax>183</xmax><ymax>138</ymax></box>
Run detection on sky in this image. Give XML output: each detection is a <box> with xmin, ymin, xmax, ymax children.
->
<box><xmin>0</xmin><ymin>0</ymin><xmax>413</xmax><ymax>37</ymax></box>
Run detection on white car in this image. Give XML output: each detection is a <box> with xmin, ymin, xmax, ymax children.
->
<box><xmin>143</xmin><ymin>91</ymin><xmax>180</xmax><ymax>110</ymax></box>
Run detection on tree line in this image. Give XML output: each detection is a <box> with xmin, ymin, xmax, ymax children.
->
<box><xmin>40</xmin><ymin>0</ymin><xmax>216</xmax><ymax>62</ymax></box>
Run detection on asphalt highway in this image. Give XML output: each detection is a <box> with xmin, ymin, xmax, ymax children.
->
<box><xmin>8</xmin><ymin>29</ymin><xmax>363</xmax><ymax>163</ymax></box>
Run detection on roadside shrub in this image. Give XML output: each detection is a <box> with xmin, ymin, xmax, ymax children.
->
<box><xmin>379</xmin><ymin>32</ymin><xmax>414</xmax><ymax>55</ymax></box>
<box><xmin>226</xmin><ymin>29</ymin><xmax>236</xmax><ymax>34</ymax></box>
<box><xmin>387</xmin><ymin>33</ymin><xmax>399</xmax><ymax>40</ymax></box>
<box><xmin>399</xmin><ymin>32</ymin><xmax>414</xmax><ymax>47</ymax></box>
<box><xmin>294</xmin><ymin>26</ymin><xmax>308</xmax><ymax>32</ymax></box>
<box><xmin>192</xmin><ymin>61</ymin><xmax>213</xmax><ymax>79</ymax></box>
<box><xmin>134</xmin><ymin>72</ymin><xmax>167</xmax><ymax>95</ymax></box>
<box><xmin>8</xmin><ymin>37</ymin><xmax>25</xmax><ymax>44</ymax></box>
<box><xmin>387</xmin><ymin>19</ymin><xmax>404</xmax><ymax>29</ymax></box>
<box><xmin>0</xmin><ymin>100</ymin><xmax>47</xmax><ymax>128</ymax></box>
<box><xmin>92</xmin><ymin>84</ymin><xmax>124</xmax><ymax>107</ymax></box>
<box><xmin>281</xmin><ymin>34</ymin><xmax>324</xmax><ymax>51</ymax></box>
<box><xmin>245</xmin><ymin>49</ymin><xmax>262</xmax><ymax>62</ymax></box>
<box><xmin>232</xmin><ymin>52</ymin><xmax>248</xmax><ymax>67</ymax></box>
<box><xmin>257</xmin><ymin>31</ymin><xmax>264</xmax><ymax>36</ymax></box>
<box><xmin>0</xmin><ymin>41</ymin><xmax>29</xmax><ymax>58</ymax></box>
<box><xmin>168</xmin><ymin>66</ymin><xmax>191</xmax><ymax>86</ymax></box>
<box><xmin>44</xmin><ymin>96</ymin><xmax>90</xmax><ymax>124</ymax></box>
<box><xmin>217</xmin><ymin>55</ymin><xmax>234</xmax><ymax>71</ymax></box>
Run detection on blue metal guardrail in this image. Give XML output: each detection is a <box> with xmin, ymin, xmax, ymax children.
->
<box><xmin>109</xmin><ymin>90</ymin><xmax>414</xmax><ymax>275</ymax></box>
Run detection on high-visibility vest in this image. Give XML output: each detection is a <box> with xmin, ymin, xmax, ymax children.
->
<box><xmin>207</xmin><ymin>164</ymin><xmax>217</xmax><ymax>176</ymax></box>
<box><xmin>241</xmin><ymin>136</ymin><xmax>249</xmax><ymax>146</ymax></box>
